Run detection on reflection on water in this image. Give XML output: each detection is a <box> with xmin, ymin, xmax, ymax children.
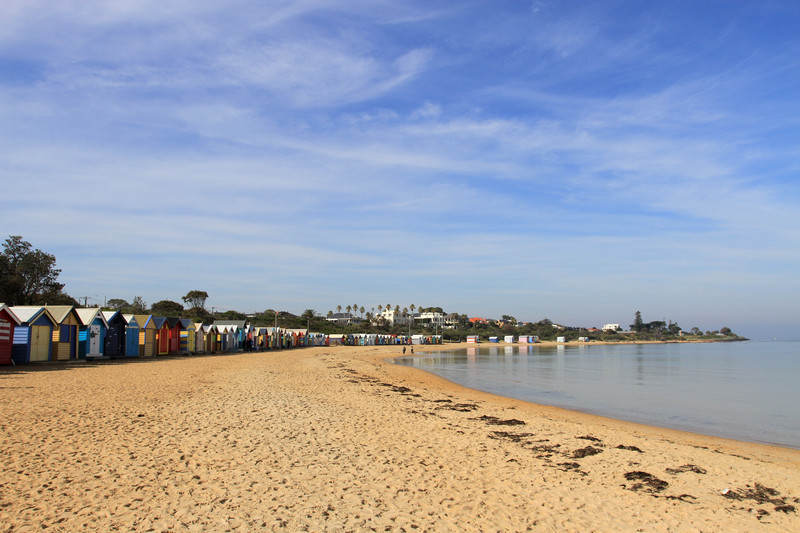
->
<box><xmin>395</xmin><ymin>341</ymin><xmax>800</xmax><ymax>448</ymax></box>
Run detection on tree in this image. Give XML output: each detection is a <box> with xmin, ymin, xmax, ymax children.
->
<box><xmin>151</xmin><ymin>299</ymin><xmax>184</xmax><ymax>316</ymax></box>
<box><xmin>720</xmin><ymin>327</ymin><xmax>732</xmax><ymax>336</ymax></box>
<box><xmin>0</xmin><ymin>235</ymin><xmax>64</xmax><ymax>305</ymax></box>
<box><xmin>359</xmin><ymin>306</ymin><xmax>365</xmax><ymax>317</ymax></box>
<box><xmin>410</xmin><ymin>304</ymin><xmax>416</xmax><ymax>316</ymax></box>
<box><xmin>106</xmin><ymin>298</ymin><xmax>129</xmax><ymax>310</ymax></box>
<box><xmin>130</xmin><ymin>296</ymin><xmax>147</xmax><ymax>313</ymax></box>
<box><xmin>182</xmin><ymin>290</ymin><xmax>209</xmax><ymax>309</ymax></box>
<box><xmin>631</xmin><ymin>311</ymin><xmax>643</xmax><ymax>332</ymax></box>
<box><xmin>690</xmin><ymin>327</ymin><xmax>701</xmax><ymax>335</ymax></box>
<box><xmin>301</xmin><ymin>309</ymin><xmax>316</xmax><ymax>330</ymax></box>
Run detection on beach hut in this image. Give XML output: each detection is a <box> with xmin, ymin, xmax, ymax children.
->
<box><xmin>557</xmin><ymin>336</ymin><xmax>566</xmax><ymax>343</ymax></box>
<box><xmin>466</xmin><ymin>335</ymin><xmax>479</xmax><ymax>344</ymax></box>
<box><xmin>102</xmin><ymin>310</ymin><xmax>125</xmax><ymax>358</ymax></box>
<box><xmin>166</xmin><ymin>317</ymin><xmax>182</xmax><ymax>354</ymax></box>
<box><xmin>0</xmin><ymin>304</ymin><xmax>21</xmax><ymax>365</ymax></box>
<box><xmin>9</xmin><ymin>306</ymin><xmax>57</xmax><ymax>363</ymax></box>
<box><xmin>504</xmin><ymin>335</ymin><xmax>515</xmax><ymax>343</ymax></box>
<box><xmin>132</xmin><ymin>314</ymin><xmax>157</xmax><ymax>357</ymax></box>
<box><xmin>489</xmin><ymin>336</ymin><xmax>499</xmax><ymax>343</ymax></box>
<box><xmin>75</xmin><ymin>308</ymin><xmax>108</xmax><ymax>358</ymax></box>
<box><xmin>46</xmin><ymin>305</ymin><xmax>81</xmax><ymax>361</ymax></box>
<box><xmin>107</xmin><ymin>312</ymin><xmax>140</xmax><ymax>357</ymax></box>
<box><xmin>152</xmin><ymin>317</ymin><xmax>170</xmax><ymax>355</ymax></box>
<box><xmin>179</xmin><ymin>319</ymin><xmax>196</xmax><ymax>353</ymax></box>
<box><xmin>194</xmin><ymin>323</ymin><xmax>206</xmax><ymax>353</ymax></box>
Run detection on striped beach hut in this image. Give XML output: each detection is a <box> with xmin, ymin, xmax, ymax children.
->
<box><xmin>179</xmin><ymin>319</ymin><xmax>196</xmax><ymax>353</ymax></box>
<box><xmin>132</xmin><ymin>314</ymin><xmax>157</xmax><ymax>357</ymax></box>
<box><xmin>46</xmin><ymin>305</ymin><xmax>81</xmax><ymax>361</ymax></box>
<box><xmin>75</xmin><ymin>308</ymin><xmax>108</xmax><ymax>358</ymax></box>
<box><xmin>0</xmin><ymin>304</ymin><xmax>21</xmax><ymax>365</ymax></box>
<box><xmin>10</xmin><ymin>306</ymin><xmax>57</xmax><ymax>363</ymax></box>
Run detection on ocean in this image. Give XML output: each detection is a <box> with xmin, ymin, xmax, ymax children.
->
<box><xmin>394</xmin><ymin>340</ymin><xmax>800</xmax><ymax>448</ymax></box>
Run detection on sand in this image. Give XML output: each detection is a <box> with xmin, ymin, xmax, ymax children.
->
<box><xmin>0</xmin><ymin>345</ymin><xmax>798</xmax><ymax>532</ymax></box>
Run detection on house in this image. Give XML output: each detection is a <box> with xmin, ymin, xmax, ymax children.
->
<box><xmin>0</xmin><ymin>304</ymin><xmax>21</xmax><ymax>365</ymax></box>
<box><xmin>10</xmin><ymin>306</ymin><xmax>57</xmax><ymax>363</ymax></box>
<box><xmin>602</xmin><ymin>324</ymin><xmax>620</xmax><ymax>332</ymax></box>
<box><xmin>46</xmin><ymin>305</ymin><xmax>81</xmax><ymax>361</ymax></box>
<box><xmin>75</xmin><ymin>308</ymin><xmax>108</xmax><ymax>358</ymax></box>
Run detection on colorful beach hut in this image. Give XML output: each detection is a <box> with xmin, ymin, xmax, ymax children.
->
<box><xmin>75</xmin><ymin>308</ymin><xmax>108</xmax><ymax>358</ymax></box>
<box><xmin>105</xmin><ymin>311</ymin><xmax>140</xmax><ymax>358</ymax></box>
<box><xmin>10</xmin><ymin>306</ymin><xmax>57</xmax><ymax>363</ymax></box>
<box><xmin>152</xmin><ymin>317</ymin><xmax>170</xmax><ymax>355</ymax></box>
<box><xmin>46</xmin><ymin>305</ymin><xmax>81</xmax><ymax>361</ymax></box>
<box><xmin>179</xmin><ymin>319</ymin><xmax>196</xmax><ymax>353</ymax></box>
<box><xmin>132</xmin><ymin>314</ymin><xmax>157</xmax><ymax>357</ymax></box>
<box><xmin>166</xmin><ymin>317</ymin><xmax>182</xmax><ymax>354</ymax></box>
<box><xmin>0</xmin><ymin>304</ymin><xmax>21</xmax><ymax>365</ymax></box>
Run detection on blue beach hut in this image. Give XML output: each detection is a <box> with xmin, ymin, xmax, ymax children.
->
<box><xmin>9</xmin><ymin>306</ymin><xmax>57</xmax><ymax>363</ymax></box>
<box><xmin>75</xmin><ymin>308</ymin><xmax>108</xmax><ymax>358</ymax></box>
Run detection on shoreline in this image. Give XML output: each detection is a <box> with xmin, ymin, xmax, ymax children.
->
<box><xmin>390</xmin><ymin>341</ymin><xmax>798</xmax><ymax>451</ymax></box>
<box><xmin>1</xmin><ymin>345</ymin><xmax>798</xmax><ymax>531</ymax></box>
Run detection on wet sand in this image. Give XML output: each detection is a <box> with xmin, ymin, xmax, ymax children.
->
<box><xmin>1</xmin><ymin>345</ymin><xmax>798</xmax><ymax>531</ymax></box>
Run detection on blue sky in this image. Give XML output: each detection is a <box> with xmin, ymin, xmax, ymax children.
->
<box><xmin>1</xmin><ymin>1</ymin><xmax>798</xmax><ymax>339</ymax></box>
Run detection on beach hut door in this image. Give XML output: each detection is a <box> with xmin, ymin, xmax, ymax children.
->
<box><xmin>89</xmin><ymin>325</ymin><xmax>101</xmax><ymax>356</ymax></box>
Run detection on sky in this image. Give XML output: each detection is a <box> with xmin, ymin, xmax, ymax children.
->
<box><xmin>1</xmin><ymin>1</ymin><xmax>798</xmax><ymax>339</ymax></box>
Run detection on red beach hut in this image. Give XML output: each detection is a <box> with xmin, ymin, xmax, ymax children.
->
<box><xmin>0</xmin><ymin>304</ymin><xmax>21</xmax><ymax>365</ymax></box>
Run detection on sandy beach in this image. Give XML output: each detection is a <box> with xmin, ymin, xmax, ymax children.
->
<box><xmin>1</xmin><ymin>345</ymin><xmax>798</xmax><ymax>532</ymax></box>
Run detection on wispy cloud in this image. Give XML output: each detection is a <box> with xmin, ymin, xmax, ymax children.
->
<box><xmin>1</xmin><ymin>0</ymin><xmax>798</xmax><ymax>337</ymax></box>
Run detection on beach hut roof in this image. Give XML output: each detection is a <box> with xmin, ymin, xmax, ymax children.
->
<box><xmin>179</xmin><ymin>318</ymin><xmax>194</xmax><ymax>328</ymax></box>
<box><xmin>0</xmin><ymin>304</ymin><xmax>21</xmax><ymax>325</ymax></box>
<box><xmin>75</xmin><ymin>308</ymin><xmax>109</xmax><ymax>327</ymax></box>
<box><xmin>131</xmin><ymin>314</ymin><xmax>154</xmax><ymax>327</ymax></box>
<box><xmin>166</xmin><ymin>317</ymin><xmax>181</xmax><ymax>328</ymax></box>
<box><xmin>213</xmin><ymin>320</ymin><xmax>246</xmax><ymax>329</ymax></box>
<box><xmin>101</xmin><ymin>310</ymin><xmax>120</xmax><ymax>323</ymax></box>
<box><xmin>8</xmin><ymin>306</ymin><xmax>56</xmax><ymax>325</ymax></box>
<box><xmin>151</xmin><ymin>317</ymin><xmax>168</xmax><ymax>329</ymax></box>
<box><xmin>45</xmin><ymin>305</ymin><xmax>77</xmax><ymax>323</ymax></box>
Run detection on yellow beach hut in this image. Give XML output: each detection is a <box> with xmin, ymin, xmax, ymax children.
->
<box><xmin>131</xmin><ymin>314</ymin><xmax>157</xmax><ymax>357</ymax></box>
<box><xmin>46</xmin><ymin>305</ymin><xmax>81</xmax><ymax>361</ymax></box>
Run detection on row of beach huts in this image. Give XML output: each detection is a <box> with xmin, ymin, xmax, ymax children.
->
<box><xmin>0</xmin><ymin>304</ymin><xmax>443</xmax><ymax>365</ymax></box>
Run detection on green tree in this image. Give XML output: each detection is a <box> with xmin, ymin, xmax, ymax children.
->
<box><xmin>301</xmin><ymin>309</ymin><xmax>316</xmax><ymax>330</ymax></box>
<box><xmin>631</xmin><ymin>311</ymin><xmax>643</xmax><ymax>332</ymax></box>
<box><xmin>130</xmin><ymin>296</ymin><xmax>147</xmax><ymax>313</ymax></box>
<box><xmin>720</xmin><ymin>327</ymin><xmax>732</xmax><ymax>336</ymax></box>
<box><xmin>182</xmin><ymin>290</ymin><xmax>209</xmax><ymax>309</ymax></box>
<box><xmin>106</xmin><ymin>298</ymin><xmax>129</xmax><ymax>310</ymax></box>
<box><xmin>0</xmin><ymin>235</ymin><xmax>64</xmax><ymax>305</ymax></box>
<box><xmin>151</xmin><ymin>299</ymin><xmax>184</xmax><ymax>316</ymax></box>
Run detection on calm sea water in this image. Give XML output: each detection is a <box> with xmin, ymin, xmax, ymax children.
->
<box><xmin>394</xmin><ymin>341</ymin><xmax>800</xmax><ymax>448</ymax></box>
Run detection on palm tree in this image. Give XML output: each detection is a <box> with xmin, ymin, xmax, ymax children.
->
<box><xmin>410</xmin><ymin>304</ymin><xmax>416</xmax><ymax>315</ymax></box>
<box><xmin>337</xmin><ymin>305</ymin><xmax>342</xmax><ymax>315</ymax></box>
<box><xmin>359</xmin><ymin>306</ymin><xmax>365</xmax><ymax>317</ymax></box>
<box><xmin>353</xmin><ymin>304</ymin><xmax>358</xmax><ymax>317</ymax></box>
<box><xmin>378</xmin><ymin>305</ymin><xmax>383</xmax><ymax>316</ymax></box>
<box><xmin>346</xmin><ymin>305</ymin><xmax>352</xmax><ymax>316</ymax></box>
<box><xmin>301</xmin><ymin>309</ymin><xmax>316</xmax><ymax>331</ymax></box>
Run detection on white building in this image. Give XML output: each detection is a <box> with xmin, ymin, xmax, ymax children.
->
<box><xmin>602</xmin><ymin>324</ymin><xmax>621</xmax><ymax>331</ymax></box>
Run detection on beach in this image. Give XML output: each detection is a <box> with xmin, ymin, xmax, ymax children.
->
<box><xmin>1</xmin><ymin>345</ymin><xmax>798</xmax><ymax>532</ymax></box>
